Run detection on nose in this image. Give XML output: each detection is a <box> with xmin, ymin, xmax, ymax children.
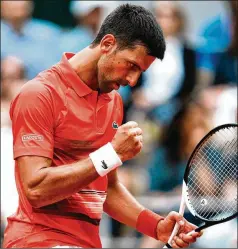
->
<box><xmin>126</xmin><ymin>72</ymin><xmax>141</xmax><ymax>87</ymax></box>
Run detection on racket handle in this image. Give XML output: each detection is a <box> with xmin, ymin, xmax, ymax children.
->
<box><xmin>163</xmin><ymin>184</ymin><xmax>186</xmax><ymax>248</ymax></box>
<box><xmin>163</xmin><ymin>243</ymin><xmax>173</xmax><ymax>248</ymax></box>
<box><xmin>163</xmin><ymin>222</ymin><xmax>180</xmax><ymax>248</ymax></box>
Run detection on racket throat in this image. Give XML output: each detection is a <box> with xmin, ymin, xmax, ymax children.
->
<box><xmin>195</xmin><ymin>223</ymin><xmax>209</xmax><ymax>232</ymax></box>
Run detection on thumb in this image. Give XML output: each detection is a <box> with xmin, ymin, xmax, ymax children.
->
<box><xmin>169</xmin><ymin>211</ymin><xmax>185</xmax><ymax>227</ymax></box>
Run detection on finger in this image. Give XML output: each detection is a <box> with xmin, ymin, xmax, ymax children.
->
<box><xmin>184</xmin><ymin>222</ymin><xmax>197</xmax><ymax>232</ymax></box>
<box><xmin>198</xmin><ymin>230</ymin><xmax>204</xmax><ymax>237</ymax></box>
<box><xmin>179</xmin><ymin>233</ymin><xmax>197</xmax><ymax>244</ymax></box>
<box><xmin>135</xmin><ymin>135</ymin><xmax>143</xmax><ymax>143</ymax></box>
<box><xmin>179</xmin><ymin>221</ymin><xmax>198</xmax><ymax>236</ymax></box>
<box><xmin>168</xmin><ymin>211</ymin><xmax>185</xmax><ymax>227</ymax></box>
<box><xmin>190</xmin><ymin>230</ymin><xmax>203</xmax><ymax>238</ymax></box>
<box><xmin>173</xmin><ymin>236</ymin><xmax>190</xmax><ymax>248</ymax></box>
<box><xmin>171</xmin><ymin>240</ymin><xmax>180</xmax><ymax>248</ymax></box>
<box><xmin>128</xmin><ymin>127</ymin><xmax>142</xmax><ymax>136</ymax></box>
<box><xmin>135</xmin><ymin>139</ymin><xmax>143</xmax><ymax>151</ymax></box>
<box><xmin>123</xmin><ymin>121</ymin><xmax>138</xmax><ymax>129</ymax></box>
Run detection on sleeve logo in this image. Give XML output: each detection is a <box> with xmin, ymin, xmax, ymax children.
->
<box><xmin>22</xmin><ymin>134</ymin><xmax>44</xmax><ymax>142</ymax></box>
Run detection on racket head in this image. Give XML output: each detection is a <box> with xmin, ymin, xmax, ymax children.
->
<box><xmin>183</xmin><ymin>123</ymin><xmax>238</xmax><ymax>225</ymax></box>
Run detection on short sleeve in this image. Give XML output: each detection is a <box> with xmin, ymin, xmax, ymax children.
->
<box><xmin>10</xmin><ymin>81</ymin><xmax>55</xmax><ymax>159</ymax></box>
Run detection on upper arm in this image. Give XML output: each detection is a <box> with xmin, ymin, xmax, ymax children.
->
<box><xmin>10</xmin><ymin>81</ymin><xmax>55</xmax><ymax>198</ymax></box>
<box><xmin>10</xmin><ymin>81</ymin><xmax>55</xmax><ymax>160</ymax></box>
<box><xmin>17</xmin><ymin>155</ymin><xmax>52</xmax><ymax>195</ymax></box>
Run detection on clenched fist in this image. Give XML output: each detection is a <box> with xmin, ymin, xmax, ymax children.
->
<box><xmin>111</xmin><ymin>121</ymin><xmax>143</xmax><ymax>162</ymax></box>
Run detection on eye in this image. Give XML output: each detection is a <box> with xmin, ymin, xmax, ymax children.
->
<box><xmin>127</xmin><ymin>62</ymin><xmax>137</xmax><ymax>70</ymax></box>
<box><xmin>127</xmin><ymin>62</ymin><xmax>134</xmax><ymax>68</ymax></box>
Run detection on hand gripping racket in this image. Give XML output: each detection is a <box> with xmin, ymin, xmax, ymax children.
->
<box><xmin>164</xmin><ymin>123</ymin><xmax>238</xmax><ymax>248</ymax></box>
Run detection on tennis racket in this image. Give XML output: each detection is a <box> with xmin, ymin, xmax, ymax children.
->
<box><xmin>164</xmin><ymin>123</ymin><xmax>238</xmax><ymax>248</ymax></box>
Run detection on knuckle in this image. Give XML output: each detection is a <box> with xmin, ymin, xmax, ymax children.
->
<box><xmin>135</xmin><ymin>136</ymin><xmax>141</xmax><ymax>142</ymax></box>
<box><xmin>170</xmin><ymin>211</ymin><xmax>177</xmax><ymax>216</ymax></box>
<box><xmin>133</xmin><ymin>121</ymin><xmax>138</xmax><ymax>127</ymax></box>
<box><xmin>136</xmin><ymin>127</ymin><xmax>142</xmax><ymax>135</ymax></box>
<box><xmin>124</xmin><ymin>130</ymin><xmax>130</xmax><ymax>137</ymax></box>
<box><xmin>127</xmin><ymin>121</ymin><xmax>138</xmax><ymax>127</ymax></box>
<box><xmin>134</xmin><ymin>128</ymin><xmax>139</xmax><ymax>135</ymax></box>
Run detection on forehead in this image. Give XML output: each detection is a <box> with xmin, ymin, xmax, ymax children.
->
<box><xmin>115</xmin><ymin>45</ymin><xmax>156</xmax><ymax>70</ymax></box>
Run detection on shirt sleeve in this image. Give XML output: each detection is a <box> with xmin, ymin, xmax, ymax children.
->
<box><xmin>10</xmin><ymin>81</ymin><xmax>55</xmax><ymax>160</ymax></box>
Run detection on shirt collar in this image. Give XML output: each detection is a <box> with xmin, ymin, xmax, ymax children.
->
<box><xmin>58</xmin><ymin>53</ymin><xmax>113</xmax><ymax>100</ymax></box>
<box><xmin>58</xmin><ymin>52</ymin><xmax>93</xmax><ymax>97</ymax></box>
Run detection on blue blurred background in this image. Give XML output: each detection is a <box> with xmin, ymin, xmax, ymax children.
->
<box><xmin>1</xmin><ymin>1</ymin><xmax>237</xmax><ymax>248</ymax></box>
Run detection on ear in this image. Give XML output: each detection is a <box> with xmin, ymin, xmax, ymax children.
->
<box><xmin>100</xmin><ymin>34</ymin><xmax>117</xmax><ymax>53</ymax></box>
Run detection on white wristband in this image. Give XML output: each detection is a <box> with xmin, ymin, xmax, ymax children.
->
<box><xmin>89</xmin><ymin>143</ymin><xmax>122</xmax><ymax>177</ymax></box>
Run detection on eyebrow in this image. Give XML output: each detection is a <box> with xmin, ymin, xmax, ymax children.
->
<box><xmin>129</xmin><ymin>60</ymin><xmax>146</xmax><ymax>72</ymax></box>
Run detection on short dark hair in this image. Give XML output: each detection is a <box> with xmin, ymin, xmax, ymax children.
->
<box><xmin>91</xmin><ymin>3</ymin><xmax>166</xmax><ymax>60</ymax></box>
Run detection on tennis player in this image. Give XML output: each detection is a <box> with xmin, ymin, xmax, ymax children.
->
<box><xmin>3</xmin><ymin>4</ymin><xmax>202</xmax><ymax>248</ymax></box>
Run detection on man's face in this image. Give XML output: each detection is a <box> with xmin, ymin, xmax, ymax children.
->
<box><xmin>97</xmin><ymin>43</ymin><xmax>156</xmax><ymax>93</ymax></box>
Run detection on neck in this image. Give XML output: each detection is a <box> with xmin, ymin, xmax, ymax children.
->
<box><xmin>68</xmin><ymin>46</ymin><xmax>100</xmax><ymax>90</ymax></box>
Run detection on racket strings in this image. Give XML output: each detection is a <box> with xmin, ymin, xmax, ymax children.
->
<box><xmin>187</xmin><ymin>126</ymin><xmax>237</xmax><ymax>221</ymax></box>
<box><xmin>189</xmin><ymin>160</ymin><xmax>237</xmax><ymax>219</ymax></box>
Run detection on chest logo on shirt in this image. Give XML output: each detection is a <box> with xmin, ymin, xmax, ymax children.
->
<box><xmin>22</xmin><ymin>134</ymin><xmax>44</xmax><ymax>142</ymax></box>
<box><xmin>112</xmin><ymin>121</ymin><xmax>119</xmax><ymax>129</ymax></box>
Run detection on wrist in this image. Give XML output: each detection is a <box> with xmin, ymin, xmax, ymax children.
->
<box><xmin>136</xmin><ymin>209</ymin><xmax>164</xmax><ymax>240</ymax></box>
<box><xmin>111</xmin><ymin>141</ymin><xmax>123</xmax><ymax>162</ymax></box>
<box><xmin>89</xmin><ymin>142</ymin><xmax>122</xmax><ymax>177</ymax></box>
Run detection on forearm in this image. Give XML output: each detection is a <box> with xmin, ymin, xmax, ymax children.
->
<box><xmin>103</xmin><ymin>180</ymin><xmax>144</xmax><ymax>228</ymax></box>
<box><xmin>27</xmin><ymin>157</ymin><xmax>99</xmax><ymax>208</ymax></box>
<box><xmin>104</xmin><ymin>173</ymin><xmax>165</xmax><ymax>240</ymax></box>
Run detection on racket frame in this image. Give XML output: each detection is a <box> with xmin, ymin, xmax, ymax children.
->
<box><xmin>184</xmin><ymin>123</ymin><xmax>238</xmax><ymax>226</ymax></box>
<box><xmin>164</xmin><ymin>123</ymin><xmax>238</xmax><ymax>248</ymax></box>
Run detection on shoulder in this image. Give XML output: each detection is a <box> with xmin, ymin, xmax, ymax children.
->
<box><xmin>18</xmin><ymin>77</ymin><xmax>53</xmax><ymax>98</ymax></box>
<box><xmin>12</xmin><ymin>74</ymin><xmax>59</xmax><ymax>111</ymax></box>
<box><xmin>18</xmin><ymin>79</ymin><xmax>49</xmax><ymax>97</ymax></box>
<box><xmin>10</xmin><ymin>78</ymin><xmax>57</xmax><ymax>122</ymax></box>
